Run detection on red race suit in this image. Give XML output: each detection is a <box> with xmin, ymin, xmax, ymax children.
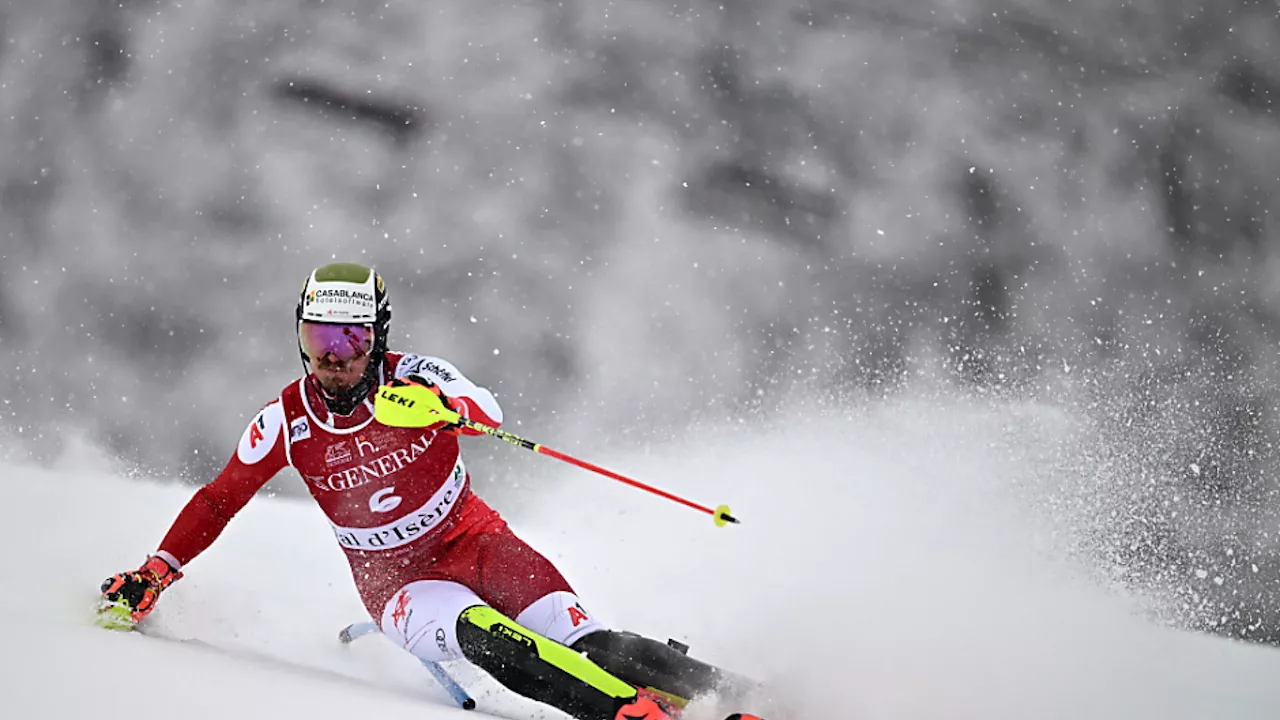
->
<box><xmin>155</xmin><ymin>351</ymin><xmax>576</xmax><ymax>619</ymax></box>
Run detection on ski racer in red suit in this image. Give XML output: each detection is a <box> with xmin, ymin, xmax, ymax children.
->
<box><xmin>97</xmin><ymin>262</ymin><xmax>757</xmax><ymax>720</ymax></box>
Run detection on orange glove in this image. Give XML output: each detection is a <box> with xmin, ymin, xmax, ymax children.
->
<box><xmin>99</xmin><ymin>555</ymin><xmax>182</xmax><ymax>627</ymax></box>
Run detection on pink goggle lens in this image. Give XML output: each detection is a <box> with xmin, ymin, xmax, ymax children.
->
<box><xmin>299</xmin><ymin>322</ymin><xmax>374</xmax><ymax>363</ymax></box>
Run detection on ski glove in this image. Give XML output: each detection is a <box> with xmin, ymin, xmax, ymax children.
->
<box><xmin>99</xmin><ymin>555</ymin><xmax>182</xmax><ymax>627</ymax></box>
<box><xmin>388</xmin><ymin>374</ymin><xmax>468</xmax><ymax>434</ymax></box>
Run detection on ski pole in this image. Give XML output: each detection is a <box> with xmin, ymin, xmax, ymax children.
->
<box><xmin>375</xmin><ymin>383</ymin><xmax>740</xmax><ymax>527</ymax></box>
<box><xmin>339</xmin><ymin>621</ymin><xmax>476</xmax><ymax>710</ymax></box>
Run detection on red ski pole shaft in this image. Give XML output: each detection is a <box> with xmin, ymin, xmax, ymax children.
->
<box><xmin>457</xmin><ymin>417</ymin><xmax>739</xmax><ymax>527</ymax></box>
<box><xmin>536</xmin><ymin>445</ymin><xmax>715</xmax><ymax>516</ymax></box>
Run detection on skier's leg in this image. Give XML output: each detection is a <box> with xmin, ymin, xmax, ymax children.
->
<box><xmin>380</xmin><ymin>579</ymin><xmax>666</xmax><ymax>720</ymax></box>
<box><xmin>513</xmin><ymin>589</ymin><xmax>606</xmax><ymax>648</ymax></box>
<box><xmin>456</xmin><ymin>604</ymin><xmax>647</xmax><ymax>719</ymax></box>
<box><xmin>473</xmin><ymin>529</ymin><xmax>746</xmax><ymax>705</ymax></box>
<box><xmin>379</xmin><ymin>580</ymin><xmax>484</xmax><ymax>663</ymax></box>
<box><xmin>507</xmin><ymin>590</ymin><xmax>729</xmax><ymax>708</ymax></box>
<box><xmin>511</xmin><ymin>591</ymin><xmax>747</xmax><ymax>703</ymax></box>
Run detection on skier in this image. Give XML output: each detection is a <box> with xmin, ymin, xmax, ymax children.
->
<box><xmin>97</xmin><ymin>262</ymin><xmax>758</xmax><ymax>720</ymax></box>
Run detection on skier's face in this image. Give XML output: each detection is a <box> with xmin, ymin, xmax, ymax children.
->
<box><xmin>311</xmin><ymin>351</ymin><xmax>371</xmax><ymax>394</ymax></box>
<box><xmin>300</xmin><ymin>322</ymin><xmax>374</xmax><ymax>394</ymax></box>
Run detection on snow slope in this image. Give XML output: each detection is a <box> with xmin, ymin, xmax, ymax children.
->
<box><xmin>5</xmin><ymin>396</ymin><xmax>1280</xmax><ymax>720</ymax></box>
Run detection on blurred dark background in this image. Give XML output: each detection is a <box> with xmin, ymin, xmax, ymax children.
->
<box><xmin>2</xmin><ymin>1</ymin><xmax>1279</xmax><ymax>641</ymax></box>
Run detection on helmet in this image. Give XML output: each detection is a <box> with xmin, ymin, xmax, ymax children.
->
<box><xmin>295</xmin><ymin>262</ymin><xmax>392</xmax><ymax>415</ymax></box>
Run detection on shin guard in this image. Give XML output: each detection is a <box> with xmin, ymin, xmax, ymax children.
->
<box><xmin>456</xmin><ymin>605</ymin><xmax>637</xmax><ymax>720</ymax></box>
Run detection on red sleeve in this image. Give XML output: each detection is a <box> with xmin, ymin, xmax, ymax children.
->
<box><xmin>157</xmin><ymin>403</ymin><xmax>289</xmax><ymax>566</ymax></box>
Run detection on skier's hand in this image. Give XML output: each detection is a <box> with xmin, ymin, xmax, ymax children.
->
<box><xmin>99</xmin><ymin>555</ymin><xmax>182</xmax><ymax>627</ymax></box>
<box><xmin>384</xmin><ymin>374</ymin><xmax>467</xmax><ymax>434</ymax></box>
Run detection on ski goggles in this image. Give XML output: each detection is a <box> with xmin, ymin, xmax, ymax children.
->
<box><xmin>299</xmin><ymin>321</ymin><xmax>374</xmax><ymax>363</ymax></box>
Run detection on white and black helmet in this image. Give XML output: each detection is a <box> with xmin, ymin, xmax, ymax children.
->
<box><xmin>295</xmin><ymin>262</ymin><xmax>392</xmax><ymax>414</ymax></box>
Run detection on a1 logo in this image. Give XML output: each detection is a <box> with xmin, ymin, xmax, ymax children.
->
<box><xmin>369</xmin><ymin>487</ymin><xmax>402</xmax><ymax>513</ymax></box>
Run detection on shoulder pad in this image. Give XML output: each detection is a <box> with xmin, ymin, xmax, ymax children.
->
<box><xmin>237</xmin><ymin>401</ymin><xmax>285</xmax><ymax>465</ymax></box>
<box><xmin>395</xmin><ymin>354</ymin><xmax>459</xmax><ymax>384</ymax></box>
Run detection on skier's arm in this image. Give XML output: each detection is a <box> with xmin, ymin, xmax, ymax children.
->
<box><xmin>98</xmin><ymin>401</ymin><xmax>288</xmax><ymax>627</ymax></box>
<box><xmin>395</xmin><ymin>355</ymin><xmax>502</xmax><ymax>432</ymax></box>
<box><xmin>157</xmin><ymin>401</ymin><xmax>290</xmax><ymax>566</ymax></box>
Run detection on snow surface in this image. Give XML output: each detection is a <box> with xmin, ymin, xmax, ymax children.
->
<box><xmin>6</xmin><ymin>397</ymin><xmax>1280</xmax><ymax>720</ymax></box>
